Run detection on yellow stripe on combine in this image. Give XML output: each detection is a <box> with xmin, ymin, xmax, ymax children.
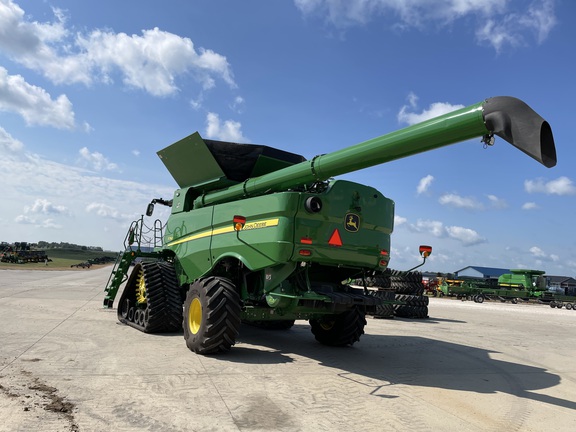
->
<box><xmin>167</xmin><ymin>218</ymin><xmax>280</xmax><ymax>247</ymax></box>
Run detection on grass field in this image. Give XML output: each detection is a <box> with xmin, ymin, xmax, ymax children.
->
<box><xmin>0</xmin><ymin>249</ymin><xmax>119</xmax><ymax>270</ymax></box>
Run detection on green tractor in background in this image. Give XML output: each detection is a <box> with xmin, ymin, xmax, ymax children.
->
<box><xmin>104</xmin><ymin>96</ymin><xmax>556</xmax><ymax>354</ymax></box>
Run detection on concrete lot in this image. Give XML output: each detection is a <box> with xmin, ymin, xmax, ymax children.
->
<box><xmin>1</xmin><ymin>267</ymin><xmax>575</xmax><ymax>432</ymax></box>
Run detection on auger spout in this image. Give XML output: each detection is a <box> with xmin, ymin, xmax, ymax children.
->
<box><xmin>156</xmin><ymin>96</ymin><xmax>555</xmax><ymax>209</ymax></box>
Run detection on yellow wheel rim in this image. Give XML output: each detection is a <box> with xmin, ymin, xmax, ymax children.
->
<box><xmin>136</xmin><ymin>270</ymin><xmax>146</xmax><ymax>304</ymax></box>
<box><xmin>320</xmin><ymin>321</ymin><xmax>335</xmax><ymax>331</ymax></box>
<box><xmin>188</xmin><ymin>298</ymin><xmax>202</xmax><ymax>334</ymax></box>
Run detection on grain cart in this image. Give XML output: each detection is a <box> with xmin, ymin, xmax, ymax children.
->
<box><xmin>104</xmin><ymin>96</ymin><xmax>556</xmax><ymax>354</ymax></box>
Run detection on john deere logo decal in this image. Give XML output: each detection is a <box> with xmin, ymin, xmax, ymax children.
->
<box><xmin>345</xmin><ymin>213</ymin><xmax>360</xmax><ymax>232</ymax></box>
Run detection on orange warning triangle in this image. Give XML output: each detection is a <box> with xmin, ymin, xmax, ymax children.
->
<box><xmin>328</xmin><ymin>229</ymin><xmax>343</xmax><ymax>247</ymax></box>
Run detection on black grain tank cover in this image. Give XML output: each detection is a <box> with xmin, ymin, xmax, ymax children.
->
<box><xmin>204</xmin><ymin>139</ymin><xmax>306</xmax><ymax>182</ymax></box>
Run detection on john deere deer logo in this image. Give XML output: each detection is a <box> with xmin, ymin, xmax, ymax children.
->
<box><xmin>345</xmin><ymin>213</ymin><xmax>360</xmax><ymax>232</ymax></box>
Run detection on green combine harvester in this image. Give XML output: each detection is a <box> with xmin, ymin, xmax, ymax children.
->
<box><xmin>439</xmin><ymin>269</ymin><xmax>576</xmax><ymax>309</ymax></box>
<box><xmin>104</xmin><ymin>96</ymin><xmax>557</xmax><ymax>354</ymax></box>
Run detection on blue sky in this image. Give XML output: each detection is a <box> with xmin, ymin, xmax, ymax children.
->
<box><xmin>0</xmin><ymin>0</ymin><xmax>574</xmax><ymax>275</ymax></box>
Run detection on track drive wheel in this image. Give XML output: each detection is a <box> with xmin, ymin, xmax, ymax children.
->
<box><xmin>309</xmin><ymin>307</ymin><xmax>366</xmax><ymax>346</ymax></box>
<box><xmin>183</xmin><ymin>276</ymin><xmax>241</xmax><ymax>354</ymax></box>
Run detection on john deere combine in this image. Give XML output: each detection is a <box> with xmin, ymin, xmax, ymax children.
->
<box><xmin>104</xmin><ymin>96</ymin><xmax>556</xmax><ymax>354</ymax></box>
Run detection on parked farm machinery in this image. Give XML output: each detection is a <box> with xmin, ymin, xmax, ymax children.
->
<box><xmin>103</xmin><ymin>96</ymin><xmax>556</xmax><ymax>354</ymax></box>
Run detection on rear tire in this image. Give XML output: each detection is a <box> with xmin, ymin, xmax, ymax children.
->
<box><xmin>310</xmin><ymin>307</ymin><xmax>366</xmax><ymax>346</ymax></box>
<box><xmin>183</xmin><ymin>276</ymin><xmax>241</xmax><ymax>354</ymax></box>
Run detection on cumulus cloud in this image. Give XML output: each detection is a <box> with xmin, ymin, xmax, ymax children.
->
<box><xmin>24</xmin><ymin>198</ymin><xmax>70</xmax><ymax>215</ymax></box>
<box><xmin>294</xmin><ymin>0</ymin><xmax>557</xmax><ymax>52</ymax></box>
<box><xmin>0</xmin><ymin>126</ymin><xmax>24</xmax><ymax>151</ymax></box>
<box><xmin>525</xmin><ymin>176</ymin><xmax>576</xmax><ymax>195</ymax></box>
<box><xmin>0</xmin><ymin>2</ymin><xmax>236</xmax><ymax>97</ymax></box>
<box><xmin>15</xmin><ymin>214</ymin><xmax>62</xmax><ymax>229</ymax></box>
<box><xmin>417</xmin><ymin>174</ymin><xmax>434</xmax><ymax>195</ymax></box>
<box><xmin>445</xmin><ymin>226</ymin><xmax>485</xmax><ymax>246</ymax></box>
<box><xmin>476</xmin><ymin>0</ymin><xmax>557</xmax><ymax>52</ymax></box>
<box><xmin>529</xmin><ymin>246</ymin><xmax>559</xmax><ymax>263</ymax></box>
<box><xmin>394</xmin><ymin>215</ymin><xmax>407</xmax><ymax>226</ymax></box>
<box><xmin>14</xmin><ymin>198</ymin><xmax>70</xmax><ymax>229</ymax></box>
<box><xmin>205</xmin><ymin>112</ymin><xmax>248</xmax><ymax>142</ymax></box>
<box><xmin>0</xmin><ymin>66</ymin><xmax>75</xmax><ymax>129</ymax></box>
<box><xmin>78</xmin><ymin>147</ymin><xmax>119</xmax><ymax>172</ymax></box>
<box><xmin>439</xmin><ymin>193</ymin><xmax>483</xmax><ymax>210</ymax></box>
<box><xmin>522</xmin><ymin>202</ymin><xmax>539</xmax><ymax>210</ymax></box>
<box><xmin>398</xmin><ymin>92</ymin><xmax>464</xmax><ymax>125</ymax></box>
<box><xmin>487</xmin><ymin>194</ymin><xmax>508</xmax><ymax>209</ymax></box>
<box><xmin>229</xmin><ymin>95</ymin><xmax>245</xmax><ymax>113</ymax></box>
<box><xmin>410</xmin><ymin>219</ymin><xmax>486</xmax><ymax>246</ymax></box>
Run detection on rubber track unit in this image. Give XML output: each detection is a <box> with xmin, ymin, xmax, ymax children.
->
<box><xmin>118</xmin><ymin>261</ymin><xmax>183</xmax><ymax>333</ymax></box>
<box><xmin>369</xmin><ymin>290</ymin><xmax>395</xmax><ymax>319</ymax></box>
<box><xmin>183</xmin><ymin>276</ymin><xmax>242</xmax><ymax>355</ymax></box>
<box><xmin>310</xmin><ymin>307</ymin><xmax>367</xmax><ymax>346</ymax></box>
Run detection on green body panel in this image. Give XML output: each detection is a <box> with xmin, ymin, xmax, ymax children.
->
<box><xmin>163</xmin><ymin>179</ymin><xmax>393</xmax><ymax>286</ymax></box>
<box><xmin>292</xmin><ymin>180</ymin><xmax>393</xmax><ymax>268</ymax></box>
<box><xmin>209</xmin><ymin>194</ymin><xmax>298</xmax><ymax>271</ymax></box>
<box><xmin>163</xmin><ymin>206</ymin><xmax>214</xmax><ymax>285</ymax></box>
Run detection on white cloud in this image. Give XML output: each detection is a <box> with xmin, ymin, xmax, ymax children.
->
<box><xmin>0</xmin><ymin>126</ymin><xmax>24</xmax><ymax>151</ymax></box>
<box><xmin>205</xmin><ymin>112</ymin><xmax>248</xmax><ymax>142</ymax></box>
<box><xmin>294</xmin><ymin>0</ymin><xmax>556</xmax><ymax>52</ymax></box>
<box><xmin>398</xmin><ymin>92</ymin><xmax>464</xmax><ymax>125</ymax></box>
<box><xmin>439</xmin><ymin>193</ymin><xmax>483</xmax><ymax>210</ymax></box>
<box><xmin>394</xmin><ymin>215</ymin><xmax>407</xmax><ymax>226</ymax></box>
<box><xmin>529</xmin><ymin>245</ymin><xmax>559</xmax><ymax>262</ymax></box>
<box><xmin>24</xmin><ymin>198</ymin><xmax>70</xmax><ymax>216</ymax></box>
<box><xmin>414</xmin><ymin>219</ymin><xmax>445</xmax><ymax>237</ymax></box>
<box><xmin>0</xmin><ymin>2</ymin><xmax>236</xmax><ymax>97</ymax></box>
<box><xmin>417</xmin><ymin>174</ymin><xmax>434</xmax><ymax>195</ymax></box>
<box><xmin>476</xmin><ymin>0</ymin><xmax>557</xmax><ymax>52</ymax></box>
<box><xmin>85</xmin><ymin>202</ymin><xmax>134</xmax><ymax>221</ymax></box>
<box><xmin>229</xmin><ymin>95</ymin><xmax>245</xmax><ymax>113</ymax></box>
<box><xmin>487</xmin><ymin>194</ymin><xmax>508</xmax><ymax>209</ymax></box>
<box><xmin>0</xmin><ymin>66</ymin><xmax>75</xmax><ymax>129</ymax></box>
<box><xmin>14</xmin><ymin>214</ymin><xmax>35</xmax><ymax>224</ymax></box>
<box><xmin>409</xmin><ymin>218</ymin><xmax>485</xmax><ymax>246</ymax></box>
<box><xmin>14</xmin><ymin>212</ymin><xmax>63</xmax><ymax>229</ymax></box>
<box><xmin>78</xmin><ymin>147</ymin><xmax>119</xmax><ymax>172</ymax></box>
<box><xmin>522</xmin><ymin>202</ymin><xmax>539</xmax><ymax>210</ymax></box>
<box><xmin>445</xmin><ymin>226</ymin><xmax>485</xmax><ymax>246</ymax></box>
<box><xmin>525</xmin><ymin>176</ymin><xmax>576</xmax><ymax>195</ymax></box>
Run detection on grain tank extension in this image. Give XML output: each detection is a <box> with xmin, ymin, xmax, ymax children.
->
<box><xmin>104</xmin><ymin>96</ymin><xmax>556</xmax><ymax>354</ymax></box>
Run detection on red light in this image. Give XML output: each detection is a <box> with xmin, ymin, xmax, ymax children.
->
<box><xmin>380</xmin><ymin>250</ymin><xmax>389</xmax><ymax>256</ymax></box>
<box><xmin>379</xmin><ymin>259</ymin><xmax>389</xmax><ymax>267</ymax></box>
<box><xmin>299</xmin><ymin>249</ymin><xmax>312</xmax><ymax>256</ymax></box>
<box><xmin>328</xmin><ymin>229</ymin><xmax>343</xmax><ymax>247</ymax></box>
<box><xmin>301</xmin><ymin>237</ymin><xmax>313</xmax><ymax>245</ymax></box>
<box><xmin>419</xmin><ymin>245</ymin><xmax>432</xmax><ymax>258</ymax></box>
<box><xmin>233</xmin><ymin>215</ymin><xmax>246</xmax><ymax>231</ymax></box>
